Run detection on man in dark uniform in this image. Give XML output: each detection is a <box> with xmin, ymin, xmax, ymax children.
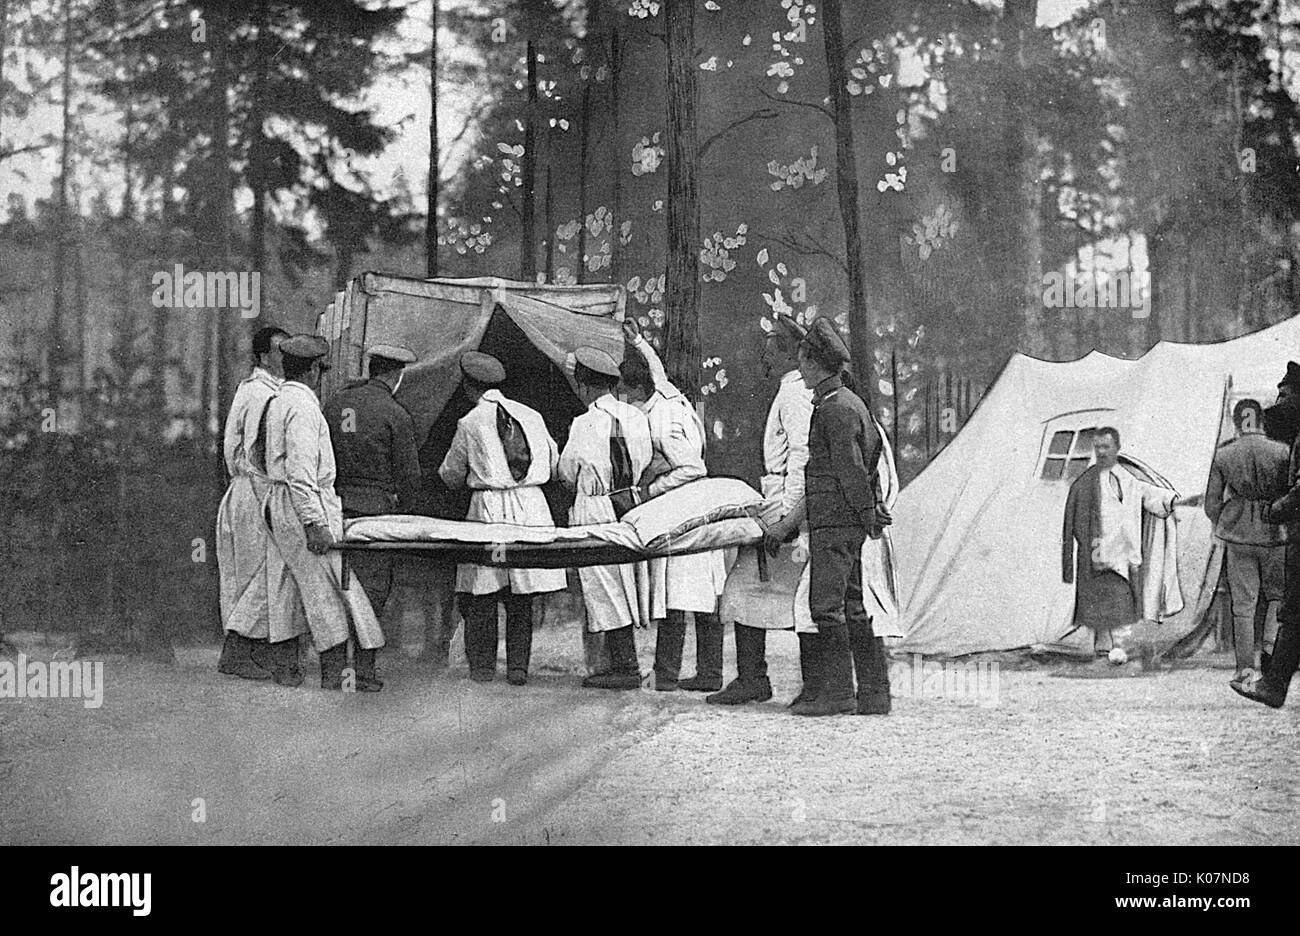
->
<box><xmin>322</xmin><ymin>343</ymin><xmax>422</xmax><ymax>686</ymax></box>
<box><xmin>763</xmin><ymin>317</ymin><xmax>893</xmax><ymax>717</ymax></box>
<box><xmin>1233</xmin><ymin>363</ymin><xmax>1300</xmax><ymax>708</ymax></box>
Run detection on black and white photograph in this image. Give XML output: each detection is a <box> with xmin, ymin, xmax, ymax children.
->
<box><xmin>0</xmin><ymin>0</ymin><xmax>1294</xmax><ymax>886</ymax></box>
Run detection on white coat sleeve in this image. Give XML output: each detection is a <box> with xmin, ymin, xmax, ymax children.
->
<box><xmin>438</xmin><ymin>422</ymin><xmax>470</xmax><ymax>489</ymax></box>
<box><xmin>1139</xmin><ymin>481</ymin><xmax>1177</xmax><ymax>518</ymax></box>
<box><xmin>284</xmin><ymin>408</ymin><xmax>328</xmax><ymax>528</ymax></box>
<box><xmin>647</xmin><ymin>403</ymin><xmax>706</xmax><ymax>497</ymax></box>
<box><xmin>633</xmin><ymin>333</ymin><xmax>674</xmax><ymax>397</ymax></box>
<box><xmin>222</xmin><ymin>391</ymin><xmax>242</xmax><ymax>476</ymax></box>
<box><xmin>781</xmin><ymin>390</ymin><xmax>813</xmax><ymax>516</ymax></box>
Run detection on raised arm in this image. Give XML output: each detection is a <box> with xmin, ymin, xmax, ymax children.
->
<box><xmin>437</xmin><ymin>422</ymin><xmax>470</xmax><ymax>490</ymax></box>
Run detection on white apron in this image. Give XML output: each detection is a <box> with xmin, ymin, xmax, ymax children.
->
<box><xmin>263</xmin><ymin>383</ymin><xmax>384</xmax><ymax>652</ymax></box>
<box><xmin>217</xmin><ymin>474</ymin><xmax>274</xmax><ymax>638</ymax></box>
<box><xmin>216</xmin><ymin>369</ymin><xmax>280</xmax><ymax>638</ymax></box>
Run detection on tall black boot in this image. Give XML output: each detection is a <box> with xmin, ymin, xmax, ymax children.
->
<box><xmin>504</xmin><ymin>592</ymin><xmax>533</xmax><ymax>685</ymax></box>
<box><xmin>218</xmin><ymin>632</ymin><xmax>271</xmax><ymax>680</ymax></box>
<box><xmin>353</xmin><ymin>647</ymin><xmax>383</xmax><ymax>692</ymax></box>
<box><xmin>461</xmin><ymin>593</ymin><xmax>499</xmax><ymax>682</ymax></box>
<box><xmin>653</xmin><ymin>613</ymin><xmax>688</xmax><ymax>691</ymax></box>
<box><xmin>789</xmin><ymin>633</ymin><xmax>822</xmax><ymax>707</ymax></box>
<box><xmin>679</xmin><ymin>612</ymin><xmax>724</xmax><ymax>692</ymax></box>
<box><xmin>706</xmin><ymin>624</ymin><xmax>772</xmax><ymax>704</ymax></box>
<box><xmin>268</xmin><ymin>637</ymin><xmax>303</xmax><ymax>687</ymax></box>
<box><xmin>849</xmin><ymin>620</ymin><xmax>891</xmax><ymax>715</ymax></box>
<box><xmin>583</xmin><ymin>626</ymin><xmax>641</xmax><ymax>689</ymax></box>
<box><xmin>1234</xmin><ymin>615</ymin><xmax>1300</xmax><ymax>708</ymax></box>
<box><xmin>320</xmin><ymin>642</ymin><xmax>349</xmax><ymax>691</ymax></box>
<box><xmin>793</xmin><ymin>625</ymin><xmax>855</xmax><ymax>716</ymax></box>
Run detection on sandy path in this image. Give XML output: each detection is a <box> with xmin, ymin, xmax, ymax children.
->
<box><xmin>2</xmin><ymin>628</ymin><xmax>1297</xmax><ymax>845</ymax></box>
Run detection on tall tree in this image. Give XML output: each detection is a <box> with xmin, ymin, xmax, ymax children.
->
<box><xmin>663</xmin><ymin>0</ymin><xmax>701</xmax><ymax>402</ymax></box>
<box><xmin>426</xmin><ymin>0</ymin><xmax>439</xmax><ymax>277</ymax></box>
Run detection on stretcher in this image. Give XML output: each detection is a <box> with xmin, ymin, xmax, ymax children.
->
<box><xmin>332</xmin><ymin>514</ymin><xmax>771</xmax><ymax>584</ymax></box>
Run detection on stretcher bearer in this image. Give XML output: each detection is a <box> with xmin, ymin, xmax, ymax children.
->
<box><xmin>766</xmin><ymin>317</ymin><xmax>893</xmax><ymax>717</ymax></box>
<box><xmin>709</xmin><ymin>316</ymin><xmax>814</xmax><ymax>705</ymax></box>
<box><xmin>323</xmin><ymin>343</ymin><xmax>422</xmax><ymax>640</ymax></box>
<box><xmin>263</xmin><ymin>334</ymin><xmax>385</xmax><ymax>691</ymax></box>
<box><xmin>618</xmin><ymin>320</ymin><xmax>727</xmax><ymax>692</ymax></box>
<box><xmin>215</xmin><ymin>325</ymin><xmax>288</xmax><ymax>680</ymax></box>
<box><xmin>439</xmin><ymin>352</ymin><xmax>566</xmax><ymax>685</ymax></box>
<box><xmin>559</xmin><ymin>347</ymin><xmax>653</xmax><ymax>690</ymax></box>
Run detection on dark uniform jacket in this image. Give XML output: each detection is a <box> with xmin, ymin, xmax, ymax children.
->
<box><xmin>1205</xmin><ymin>433</ymin><xmax>1288</xmax><ymax>546</ymax></box>
<box><xmin>804</xmin><ymin>375</ymin><xmax>882</xmax><ymax>531</ymax></box>
<box><xmin>323</xmin><ymin>377</ymin><xmax>422</xmax><ymax>516</ymax></box>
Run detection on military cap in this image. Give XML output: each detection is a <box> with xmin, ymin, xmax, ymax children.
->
<box><xmin>365</xmin><ymin>343</ymin><xmax>417</xmax><ymax>365</ymax></box>
<box><xmin>460</xmin><ymin>350</ymin><xmax>506</xmax><ymax>386</ymax></box>
<box><xmin>801</xmin><ymin>316</ymin><xmax>850</xmax><ymax>366</ymax></box>
<box><xmin>280</xmin><ymin>334</ymin><xmax>329</xmax><ymax>360</ymax></box>
<box><xmin>772</xmin><ymin>314</ymin><xmax>808</xmax><ymax>343</ymax></box>
<box><xmin>573</xmin><ymin>347</ymin><xmax>621</xmax><ymax>379</ymax></box>
<box><xmin>1279</xmin><ymin>361</ymin><xmax>1300</xmax><ymax>392</ymax></box>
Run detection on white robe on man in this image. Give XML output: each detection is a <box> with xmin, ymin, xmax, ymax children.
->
<box><xmin>216</xmin><ymin>367</ymin><xmax>280</xmax><ymax>638</ymax></box>
<box><xmin>438</xmin><ymin>389</ymin><xmax>567</xmax><ymax>596</ymax></box>
<box><xmin>558</xmin><ymin>394</ymin><xmax>653</xmax><ymax>633</ymax></box>
<box><xmin>719</xmin><ymin>369</ymin><xmax>816</xmax><ymax>632</ymax></box>
<box><xmin>629</xmin><ymin>334</ymin><xmax>727</xmax><ymax>617</ymax></box>
<box><xmin>263</xmin><ymin>380</ymin><xmax>383</xmax><ymax>651</ymax></box>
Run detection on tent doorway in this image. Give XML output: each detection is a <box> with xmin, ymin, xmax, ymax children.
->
<box><xmin>417</xmin><ymin>304</ymin><xmax>588</xmax><ymax>525</ymax></box>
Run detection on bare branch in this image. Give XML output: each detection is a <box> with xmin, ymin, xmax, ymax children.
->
<box><xmin>438</xmin><ymin>99</ymin><xmax>494</xmax><ymax>176</ymax></box>
<box><xmin>0</xmin><ymin>142</ymin><xmax>55</xmax><ymax>162</ymax></box>
<box><xmin>756</xmin><ymin>87</ymin><xmax>833</xmax><ymax>121</ymax></box>
<box><xmin>699</xmin><ymin>107</ymin><xmax>779</xmax><ymax>159</ymax></box>
<box><xmin>753</xmin><ymin>228</ymin><xmax>849</xmax><ymax>276</ymax></box>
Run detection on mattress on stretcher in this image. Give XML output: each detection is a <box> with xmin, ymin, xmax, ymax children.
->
<box><xmin>338</xmin><ymin>478</ymin><xmax>770</xmax><ymax>567</ymax></box>
<box><xmin>338</xmin><ymin>513</ymin><xmax>765</xmax><ymax>567</ymax></box>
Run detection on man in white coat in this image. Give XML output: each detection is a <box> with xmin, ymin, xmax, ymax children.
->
<box><xmin>559</xmin><ymin>347</ymin><xmax>653</xmax><ymax>690</ymax></box>
<box><xmin>709</xmin><ymin>317</ymin><xmax>815</xmax><ymax>705</ymax></box>
<box><xmin>439</xmin><ymin>352</ymin><xmax>566</xmax><ymax>685</ymax></box>
<box><xmin>263</xmin><ymin>334</ymin><xmax>385</xmax><ymax>690</ymax></box>
<box><xmin>216</xmin><ymin>325</ymin><xmax>288</xmax><ymax>679</ymax></box>
<box><xmin>619</xmin><ymin>320</ymin><xmax>727</xmax><ymax>692</ymax></box>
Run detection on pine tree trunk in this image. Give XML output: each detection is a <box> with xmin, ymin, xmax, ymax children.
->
<box><xmin>250</xmin><ymin>0</ymin><xmax>270</xmax><ymax>300</ymax></box>
<box><xmin>1007</xmin><ymin>0</ymin><xmax>1047</xmax><ymax>358</ymax></box>
<box><xmin>663</xmin><ymin>0</ymin><xmax>700</xmax><ymax>403</ymax></box>
<box><xmin>544</xmin><ymin>162</ymin><xmax>554</xmax><ymax>283</ymax></box>
<box><xmin>608</xmin><ymin>20</ymin><xmax>623</xmax><ymax>284</ymax></box>
<box><xmin>212</xmin><ymin>0</ymin><xmax>239</xmax><ymax>434</ymax></box>
<box><xmin>577</xmin><ymin>78</ymin><xmax>591</xmax><ymax>284</ymax></box>
<box><xmin>821</xmin><ymin>0</ymin><xmax>869</xmax><ymax>386</ymax></box>
<box><xmin>426</xmin><ymin>0</ymin><xmax>439</xmax><ymax>277</ymax></box>
<box><xmin>50</xmin><ymin>0</ymin><xmax>74</xmax><ymax>401</ymax></box>
<box><xmin>521</xmin><ymin>38</ymin><xmax>538</xmax><ymax>282</ymax></box>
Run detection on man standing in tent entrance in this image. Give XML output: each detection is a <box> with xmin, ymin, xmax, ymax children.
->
<box><xmin>263</xmin><ymin>335</ymin><xmax>385</xmax><ymax>690</ymax></box>
<box><xmin>618</xmin><ymin>320</ymin><xmax>727</xmax><ymax>693</ymax></box>
<box><xmin>1205</xmin><ymin>399</ymin><xmax>1288</xmax><ymax>685</ymax></box>
<box><xmin>1062</xmin><ymin>427</ymin><xmax>1193</xmax><ymax>656</ymax></box>
<box><xmin>559</xmin><ymin>347</ymin><xmax>653</xmax><ymax>690</ymax></box>
<box><xmin>216</xmin><ymin>325</ymin><xmax>288</xmax><ymax>679</ymax></box>
<box><xmin>439</xmin><ymin>352</ymin><xmax>566</xmax><ymax>685</ymax></box>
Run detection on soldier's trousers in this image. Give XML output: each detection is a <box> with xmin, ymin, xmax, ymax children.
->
<box><xmin>459</xmin><ymin>589</ymin><xmax>533</xmax><ymax>677</ymax></box>
<box><xmin>809</xmin><ymin>526</ymin><xmax>890</xmax><ymax>700</ymax></box>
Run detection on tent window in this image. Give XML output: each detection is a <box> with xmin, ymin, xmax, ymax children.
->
<box><xmin>1041</xmin><ymin>427</ymin><xmax>1100</xmax><ymax>481</ymax></box>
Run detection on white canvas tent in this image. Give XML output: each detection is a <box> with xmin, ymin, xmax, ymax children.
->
<box><xmin>894</xmin><ymin>315</ymin><xmax>1300</xmax><ymax>657</ymax></box>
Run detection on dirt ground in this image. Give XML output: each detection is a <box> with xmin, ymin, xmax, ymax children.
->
<box><xmin>2</xmin><ymin>622</ymin><xmax>1298</xmax><ymax>846</ymax></box>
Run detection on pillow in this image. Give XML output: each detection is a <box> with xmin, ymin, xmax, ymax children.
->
<box><xmin>623</xmin><ymin>477</ymin><xmax>763</xmax><ymax>549</ymax></box>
